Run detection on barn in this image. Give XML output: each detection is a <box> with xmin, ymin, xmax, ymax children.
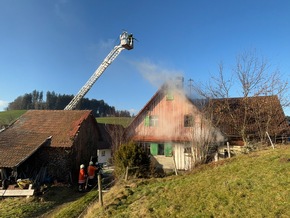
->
<box><xmin>0</xmin><ymin>110</ymin><xmax>100</xmax><ymax>185</ymax></box>
<box><xmin>209</xmin><ymin>95</ymin><xmax>289</xmax><ymax>145</ymax></box>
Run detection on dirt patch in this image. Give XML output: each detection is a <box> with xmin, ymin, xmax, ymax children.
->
<box><xmin>279</xmin><ymin>157</ymin><xmax>290</xmax><ymax>163</ymax></box>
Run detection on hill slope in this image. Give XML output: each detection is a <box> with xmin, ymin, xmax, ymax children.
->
<box><xmin>0</xmin><ymin>110</ymin><xmax>133</xmax><ymax>128</ymax></box>
<box><xmin>84</xmin><ymin>146</ymin><xmax>290</xmax><ymax>218</ymax></box>
<box><xmin>0</xmin><ymin>110</ymin><xmax>27</xmax><ymax>127</ymax></box>
<box><xmin>0</xmin><ymin>146</ymin><xmax>289</xmax><ymax>217</ymax></box>
<box><xmin>96</xmin><ymin>117</ymin><xmax>133</xmax><ymax>128</ymax></box>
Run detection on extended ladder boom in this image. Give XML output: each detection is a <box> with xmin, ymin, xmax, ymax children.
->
<box><xmin>64</xmin><ymin>32</ymin><xmax>133</xmax><ymax>110</ymax></box>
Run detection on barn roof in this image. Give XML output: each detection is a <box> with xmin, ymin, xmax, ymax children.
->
<box><xmin>207</xmin><ymin>95</ymin><xmax>289</xmax><ymax>137</ymax></box>
<box><xmin>0</xmin><ymin>110</ymin><xmax>95</xmax><ymax>168</ymax></box>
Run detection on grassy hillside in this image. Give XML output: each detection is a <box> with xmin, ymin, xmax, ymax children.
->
<box><xmin>85</xmin><ymin>146</ymin><xmax>290</xmax><ymax>218</ymax></box>
<box><xmin>0</xmin><ymin>146</ymin><xmax>289</xmax><ymax>217</ymax></box>
<box><xmin>0</xmin><ymin>110</ymin><xmax>27</xmax><ymax>126</ymax></box>
<box><xmin>0</xmin><ymin>110</ymin><xmax>132</xmax><ymax>128</ymax></box>
<box><xmin>96</xmin><ymin>117</ymin><xmax>133</xmax><ymax>128</ymax></box>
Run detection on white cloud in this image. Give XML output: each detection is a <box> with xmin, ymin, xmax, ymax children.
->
<box><xmin>98</xmin><ymin>39</ymin><xmax>116</xmax><ymax>50</ymax></box>
<box><xmin>133</xmin><ymin>59</ymin><xmax>184</xmax><ymax>88</ymax></box>
<box><xmin>129</xmin><ymin>108</ymin><xmax>139</xmax><ymax>116</ymax></box>
<box><xmin>0</xmin><ymin>100</ymin><xmax>8</xmax><ymax>111</ymax></box>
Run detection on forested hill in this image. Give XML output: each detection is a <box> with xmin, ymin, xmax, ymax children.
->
<box><xmin>6</xmin><ymin>90</ymin><xmax>130</xmax><ymax>117</ymax></box>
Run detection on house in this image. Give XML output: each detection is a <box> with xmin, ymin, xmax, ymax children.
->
<box><xmin>126</xmin><ymin>80</ymin><xmax>225</xmax><ymax>171</ymax></box>
<box><xmin>208</xmin><ymin>95</ymin><xmax>290</xmax><ymax>147</ymax></box>
<box><xmin>96</xmin><ymin>123</ymin><xmax>112</xmax><ymax>164</ymax></box>
<box><xmin>0</xmin><ymin>110</ymin><xmax>100</xmax><ymax>184</ymax></box>
<box><xmin>97</xmin><ymin>123</ymin><xmax>125</xmax><ymax>165</ymax></box>
<box><xmin>125</xmin><ymin>79</ymin><xmax>290</xmax><ymax>171</ymax></box>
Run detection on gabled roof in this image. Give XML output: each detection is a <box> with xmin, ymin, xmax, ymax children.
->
<box><xmin>127</xmin><ymin>83</ymin><xmax>201</xmax><ymax>129</ymax></box>
<box><xmin>0</xmin><ymin>110</ymin><xmax>96</xmax><ymax>168</ymax></box>
<box><xmin>207</xmin><ymin>95</ymin><xmax>289</xmax><ymax>137</ymax></box>
<box><xmin>127</xmin><ymin>85</ymin><xmax>164</xmax><ymax>130</ymax></box>
<box><xmin>125</xmin><ymin>84</ymin><xmax>210</xmax><ymax>142</ymax></box>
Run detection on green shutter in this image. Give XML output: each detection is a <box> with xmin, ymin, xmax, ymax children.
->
<box><xmin>164</xmin><ymin>143</ymin><xmax>172</xmax><ymax>157</ymax></box>
<box><xmin>166</xmin><ymin>90</ymin><xmax>174</xmax><ymax>100</ymax></box>
<box><xmin>150</xmin><ymin>143</ymin><xmax>158</xmax><ymax>155</ymax></box>
<box><xmin>144</xmin><ymin>115</ymin><xmax>150</xmax><ymax>126</ymax></box>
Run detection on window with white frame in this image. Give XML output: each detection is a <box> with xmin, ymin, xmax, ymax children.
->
<box><xmin>144</xmin><ymin>115</ymin><xmax>159</xmax><ymax>127</ymax></box>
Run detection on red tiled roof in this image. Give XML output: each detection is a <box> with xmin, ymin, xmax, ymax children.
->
<box><xmin>0</xmin><ymin>110</ymin><xmax>94</xmax><ymax>168</ymax></box>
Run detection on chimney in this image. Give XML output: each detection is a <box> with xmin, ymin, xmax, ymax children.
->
<box><xmin>175</xmin><ymin>76</ymin><xmax>184</xmax><ymax>89</ymax></box>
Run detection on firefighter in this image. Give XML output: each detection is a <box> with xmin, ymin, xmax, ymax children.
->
<box><xmin>87</xmin><ymin>161</ymin><xmax>97</xmax><ymax>188</ymax></box>
<box><xmin>78</xmin><ymin>164</ymin><xmax>87</xmax><ymax>192</ymax></box>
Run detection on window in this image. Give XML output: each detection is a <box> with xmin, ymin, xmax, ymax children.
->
<box><xmin>184</xmin><ymin>143</ymin><xmax>192</xmax><ymax>154</ymax></box>
<box><xmin>101</xmin><ymin>151</ymin><xmax>106</xmax><ymax>156</ymax></box>
<box><xmin>184</xmin><ymin>147</ymin><xmax>192</xmax><ymax>154</ymax></box>
<box><xmin>184</xmin><ymin>114</ymin><xmax>193</xmax><ymax>127</ymax></box>
<box><xmin>150</xmin><ymin>143</ymin><xmax>172</xmax><ymax>157</ymax></box>
<box><xmin>150</xmin><ymin>115</ymin><xmax>158</xmax><ymax>126</ymax></box>
<box><xmin>158</xmin><ymin>144</ymin><xmax>164</xmax><ymax>155</ymax></box>
<box><xmin>166</xmin><ymin>90</ymin><xmax>174</xmax><ymax>100</ymax></box>
<box><xmin>145</xmin><ymin>115</ymin><xmax>159</xmax><ymax>127</ymax></box>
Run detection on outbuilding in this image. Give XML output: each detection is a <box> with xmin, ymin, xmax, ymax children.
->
<box><xmin>0</xmin><ymin>110</ymin><xmax>100</xmax><ymax>185</ymax></box>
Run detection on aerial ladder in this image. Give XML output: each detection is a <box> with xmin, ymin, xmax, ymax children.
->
<box><xmin>64</xmin><ymin>31</ymin><xmax>134</xmax><ymax>110</ymax></box>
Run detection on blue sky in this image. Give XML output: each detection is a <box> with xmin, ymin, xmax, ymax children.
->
<box><xmin>1</xmin><ymin>0</ymin><xmax>290</xmax><ymax>115</ymax></box>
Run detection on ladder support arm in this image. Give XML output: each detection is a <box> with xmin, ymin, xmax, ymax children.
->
<box><xmin>64</xmin><ymin>45</ymin><xmax>125</xmax><ymax>110</ymax></box>
<box><xmin>64</xmin><ymin>31</ymin><xmax>133</xmax><ymax>110</ymax></box>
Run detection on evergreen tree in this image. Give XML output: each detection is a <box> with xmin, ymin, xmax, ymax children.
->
<box><xmin>7</xmin><ymin>90</ymin><xmax>131</xmax><ymax>117</ymax></box>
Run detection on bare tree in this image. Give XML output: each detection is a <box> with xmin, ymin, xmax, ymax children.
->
<box><xmin>103</xmin><ymin>119</ymin><xmax>127</xmax><ymax>154</ymax></box>
<box><xmin>190</xmin><ymin>111</ymin><xmax>223</xmax><ymax>167</ymax></box>
<box><xmin>192</xmin><ymin>50</ymin><xmax>289</xmax><ymax>145</ymax></box>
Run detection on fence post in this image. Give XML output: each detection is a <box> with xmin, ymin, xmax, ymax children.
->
<box><xmin>266</xmin><ymin>132</ymin><xmax>275</xmax><ymax>149</ymax></box>
<box><xmin>98</xmin><ymin>174</ymin><xmax>103</xmax><ymax>207</ymax></box>
<box><xmin>125</xmin><ymin>166</ymin><xmax>129</xmax><ymax>181</ymax></box>
<box><xmin>172</xmin><ymin>155</ymin><xmax>178</xmax><ymax>175</ymax></box>
<box><xmin>227</xmin><ymin>142</ymin><xmax>231</xmax><ymax>158</ymax></box>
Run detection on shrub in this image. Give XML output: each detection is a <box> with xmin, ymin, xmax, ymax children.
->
<box><xmin>113</xmin><ymin>141</ymin><xmax>150</xmax><ymax>179</ymax></box>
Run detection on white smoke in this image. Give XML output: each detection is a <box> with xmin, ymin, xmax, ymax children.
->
<box><xmin>133</xmin><ymin>59</ymin><xmax>184</xmax><ymax>88</ymax></box>
<box><xmin>0</xmin><ymin>100</ymin><xmax>8</xmax><ymax>111</ymax></box>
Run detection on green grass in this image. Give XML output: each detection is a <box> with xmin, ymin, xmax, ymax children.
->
<box><xmin>0</xmin><ymin>110</ymin><xmax>132</xmax><ymax>128</ymax></box>
<box><xmin>96</xmin><ymin>117</ymin><xmax>133</xmax><ymax>128</ymax></box>
<box><xmin>1</xmin><ymin>146</ymin><xmax>289</xmax><ymax>218</ymax></box>
<box><xmin>0</xmin><ymin>110</ymin><xmax>27</xmax><ymax>126</ymax></box>
<box><xmin>43</xmin><ymin>187</ymin><xmax>99</xmax><ymax>218</ymax></box>
<box><xmin>87</xmin><ymin>146</ymin><xmax>290</xmax><ymax>218</ymax></box>
<box><xmin>0</xmin><ymin>185</ymin><xmax>99</xmax><ymax>218</ymax></box>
